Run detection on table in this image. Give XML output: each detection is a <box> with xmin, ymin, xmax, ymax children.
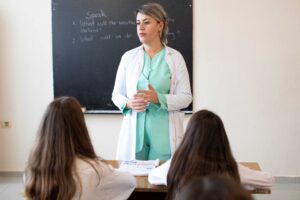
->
<box><xmin>107</xmin><ymin>160</ymin><xmax>270</xmax><ymax>199</ymax></box>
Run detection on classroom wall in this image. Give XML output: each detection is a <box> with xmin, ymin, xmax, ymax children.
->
<box><xmin>0</xmin><ymin>0</ymin><xmax>299</xmax><ymax>175</ymax></box>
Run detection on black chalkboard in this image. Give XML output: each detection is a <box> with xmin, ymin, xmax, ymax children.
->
<box><xmin>52</xmin><ymin>0</ymin><xmax>193</xmax><ymax>113</ymax></box>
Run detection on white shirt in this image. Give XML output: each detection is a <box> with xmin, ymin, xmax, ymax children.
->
<box><xmin>73</xmin><ymin>158</ymin><xmax>136</xmax><ymax>200</ymax></box>
<box><xmin>148</xmin><ymin>159</ymin><xmax>274</xmax><ymax>190</ymax></box>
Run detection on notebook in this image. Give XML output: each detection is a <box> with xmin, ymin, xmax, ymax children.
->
<box><xmin>117</xmin><ymin>159</ymin><xmax>160</xmax><ymax>176</ymax></box>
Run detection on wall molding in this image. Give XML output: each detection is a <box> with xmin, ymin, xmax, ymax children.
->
<box><xmin>0</xmin><ymin>171</ymin><xmax>23</xmax><ymax>177</ymax></box>
<box><xmin>275</xmin><ymin>176</ymin><xmax>300</xmax><ymax>184</ymax></box>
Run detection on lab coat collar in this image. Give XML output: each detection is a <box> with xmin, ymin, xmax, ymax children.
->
<box><xmin>137</xmin><ymin>43</ymin><xmax>175</xmax><ymax>55</ymax></box>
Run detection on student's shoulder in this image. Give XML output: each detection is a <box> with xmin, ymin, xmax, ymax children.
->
<box><xmin>78</xmin><ymin>158</ymin><xmax>132</xmax><ymax>178</ymax></box>
<box><xmin>97</xmin><ymin>161</ymin><xmax>136</xmax><ymax>186</ymax></box>
<box><xmin>75</xmin><ymin>157</ymin><xmax>105</xmax><ymax>174</ymax></box>
<box><xmin>76</xmin><ymin>158</ymin><xmax>136</xmax><ymax>188</ymax></box>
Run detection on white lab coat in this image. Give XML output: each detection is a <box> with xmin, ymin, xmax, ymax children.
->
<box><xmin>148</xmin><ymin>159</ymin><xmax>274</xmax><ymax>190</ymax></box>
<box><xmin>112</xmin><ymin>45</ymin><xmax>192</xmax><ymax>160</ymax></box>
<box><xmin>73</xmin><ymin>158</ymin><xmax>136</xmax><ymax>200</ymax></box>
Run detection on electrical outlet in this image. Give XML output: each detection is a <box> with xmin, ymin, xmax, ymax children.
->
<box><xmin>1</xmin><ymin>121</ymin><xmax>11</xmax><ymax>128</ymax></box>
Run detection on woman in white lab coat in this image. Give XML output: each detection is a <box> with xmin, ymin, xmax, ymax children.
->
<box><xmin>112</xmin><ymin>3</ymin><xmax>192</xmax><ymax>161</ymax></box>
<box><xmin>148</xmin><ymin>110</ymin><xmax>274</xmax><ymax>200</ymax></box>
<box><xmin>25</xmin><ymin>97</ymin><xmax>136</xmax><ymax>200</ymax></box>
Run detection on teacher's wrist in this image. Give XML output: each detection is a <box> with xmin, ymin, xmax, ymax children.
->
<box><xmin>126</xmin><ymin>100</ymin><xmax>132</xmax><ymax>109</ymax></box>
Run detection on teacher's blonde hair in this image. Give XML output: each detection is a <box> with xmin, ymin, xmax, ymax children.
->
<box><xmin>135</xmin><ymin>3</ymin><xmax>169</xmax><ymax>44</ymax></box>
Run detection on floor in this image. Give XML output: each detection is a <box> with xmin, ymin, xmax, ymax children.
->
<box><xmin>0</xmin><ymin>175</ymin><xmax>300</xmax><ymax>200</ymax></box>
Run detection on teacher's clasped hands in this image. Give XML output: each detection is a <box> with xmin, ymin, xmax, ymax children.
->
<box><xmin>112</xmin><ymin>2</ymin><xmax>192</xmax><ymax>161</ymax></box>
<box><xmin>127</xmin><ymin>84</ymin><xmax>159</xmax><ymax>112</ymax></box>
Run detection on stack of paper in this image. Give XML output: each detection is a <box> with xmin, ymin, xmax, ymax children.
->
<box><xmin>117</xmin><ymin>159</ymin><xmax>159</xmax><ymax>176</ymax></box>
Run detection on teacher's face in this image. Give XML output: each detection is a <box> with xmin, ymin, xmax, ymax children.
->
<box><xmin>136</xmin><ymin>13</ymin><xmax>163</xmax><ymax>45</ymax></box>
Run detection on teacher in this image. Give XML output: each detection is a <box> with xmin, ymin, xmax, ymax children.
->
<box><xmin>112</xmin><ymin>3</ymin><xmax>192</xmax><ymax>161</ymax></box>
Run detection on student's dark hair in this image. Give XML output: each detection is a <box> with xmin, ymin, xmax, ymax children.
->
<box><xmin>167</xmin><ymin>110</ymin><xmax>240</xmax><ymax>200</ymax></box>
<box><xmin>25</xmin><ymin>96</ymin><xmax>99</xmax><ymax>200</ymax></box>
<box><xmin>176</xmin><ymin>175</ymin><xmax>253</xmax><ymax>200</ymax></box>
<box><xmin>135</xmin><ymin>2</ymin><xmax>169</xmax><ymax>44</ymax></box>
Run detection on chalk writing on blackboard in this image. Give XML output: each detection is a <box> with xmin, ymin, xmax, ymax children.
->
<box><xmin>71</xmin><ymin>11</ymin><xmax>181</xmax><ymax>43</ymax></box>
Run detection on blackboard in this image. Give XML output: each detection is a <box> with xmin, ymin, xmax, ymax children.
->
<box><xmin>52</xmin><ymin>0</ymin><xmax>193</xmax><ymax>113</ymax></box>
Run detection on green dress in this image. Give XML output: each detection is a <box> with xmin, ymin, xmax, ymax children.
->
<box><xmin>135</xmin><ymin>48</ymin><xmax>171</xmax><ymax>161</ymax></box>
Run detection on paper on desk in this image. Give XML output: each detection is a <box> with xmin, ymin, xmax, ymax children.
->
<box><xmin>117</xmin><ymin>159</ymin><xmax>159</xmax><ymax>176</ymax></box>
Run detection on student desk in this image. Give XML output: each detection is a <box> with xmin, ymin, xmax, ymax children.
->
<box><xmin>107</xmin><ymin>160</ymin><xmax>270</xmax><ymax>200</ymax></box>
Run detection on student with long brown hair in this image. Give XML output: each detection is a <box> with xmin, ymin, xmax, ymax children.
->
<box><xmin>148</xmin><ymin>110</ymin><xmax>273</xmax><ymax>200</ymax></box>
<box><xmin>24</xmin><ymin>97</ymin><xmax>136</xmax><ymax>200</ymax></box>
<box><xmin>176</xmin><ymin>175</ymin><xmax>253</xmax><ymax>200</ymax></box>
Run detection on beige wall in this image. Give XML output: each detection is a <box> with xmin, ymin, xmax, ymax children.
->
<box><xmin>0</xmin><ymin>0</ymin><xmax>299</xmax><ymax>175</ymax></box>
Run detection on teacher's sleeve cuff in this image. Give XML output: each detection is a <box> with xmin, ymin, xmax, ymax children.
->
<box><xmin>157</xmin><ymin>93</ymin><xmax>168</xmax><ymax>110</ymax></box>
<box><xmin>121</xmin><ymin>100</ymin><xmax>131</xmax><ymax>115</ymax></box>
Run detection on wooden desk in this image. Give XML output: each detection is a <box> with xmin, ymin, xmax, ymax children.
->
<box><xmin>107</xmin><ymin>160</ymin><xmax>270</xmax><ymax>199</ymax></box>
<box><xmin>240</xmin><ymin>162</ymin><xmax>261</xmax><ymax>171</ymax></box>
